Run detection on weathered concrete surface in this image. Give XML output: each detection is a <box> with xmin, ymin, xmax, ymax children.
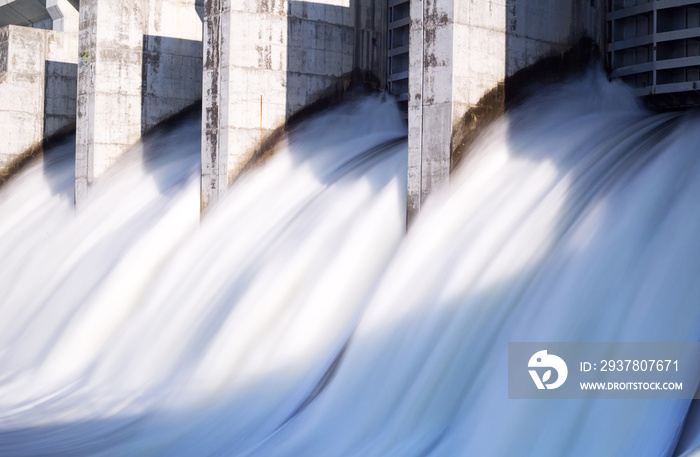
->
<box><xmin>201</xmin><ymin>0</ymin><xmax>386</xmax><ymax>210</ymax></box>
<box><xmin>75</xmin><ymin>0</ymin><xmax>145</xmax><ymax>205</ymax></box>
<box><xmin>45</xmin><ymin>0</ymin><xmax>78</xmax><ymax>137</ymax></box>
<box><xmin>0</xmin><ymin>0</ymin><xmax>53</xmax><ymax>29</ymax></box>
<box><xmin>76</xmin><ymin>0</ymin><xmax>202</xmax><ymax>205</ymax></box>
<box><xmin>142</xmin><ymin>0</ymin><xmax>203</xmax><ymax>132</ymax></box>
<box><xmin>0</xmin><ymin>24</ymin><xmax>77</xmax><ymax>173</ymax></box>
<box><xmin>407</xmin><ymin>0</ymin><xmax>605</xmax><ymax>222</ymax></box>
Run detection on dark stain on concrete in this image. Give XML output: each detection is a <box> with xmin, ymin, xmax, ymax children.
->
<box><xmin>450</xmin><ymin>82</ymin><xmax>505</xmax><ymax>173</ymax></box>
<box><xmin>0</xmin><ymin>128</ymin><xmax>75</xmax><ymax>189</ymax></box>
<box><xmin>237</xmin><ymin>69</ymin><xmax>383</xmax><ymax>179</ymax></box>
<box><xmin>0</xmin><ymin>33</ymin><xmax>8</xmax><ymax>75</ymax></box>
<box><xmin>451</xmin><ymin>36</ymin><xmax>601</xmax><ymax>172</ymax></box>
<box><xmin>423</xmin><ymin>0</ymin><xmax>449</xmax><ymax>68</ymax></box>
<box><xmin>509</xmin><ymin>3</ymin><xmax>517</xmax><ymax>32</ymax></box>
<box><xmin>257</xmin><ymin>45</ymin><xmax>273</xmax><ymax>70</ymax></box>
<box><xmin>202</xmin><ymin>0</ymin><xmax>222</xmax><ymax>208</ymax></box>
<box><xmin>203</xmin><ymin>0</ymin><xmax>220</xmax><ymax>70</ymax></box>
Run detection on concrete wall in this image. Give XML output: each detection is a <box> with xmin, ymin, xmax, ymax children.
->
<box><xmin>76</xmin><ymin>0</ymin><xmax>202</xmax><ymax>205</ymax></box>
<box><xmin>45</xmin><ymin>0</ymin><xmax>78</xmax><ymax>136</ymax></box>
<box><xmin>142</xmin><ymin>0</ymin><xmax>203</xmax><ymax>131</ymax></box>
<box><xmin>75</xmin><ymin>0</ymin><xmax>144</xmax><ymax>204</ymax></box>
<box><xmin>0</xmin><ymin>24</ymin><xmax>77</xmax><ymax>171</ymax></box>
<box><xmin>407</xmin><ymin>0</ymin><xmax>604</xmax><ymax>221</ymax></box>
<box><xmin>201</xmin><ymin>0</ymin><xmax>386</xmax><ymax>209</ymax></box>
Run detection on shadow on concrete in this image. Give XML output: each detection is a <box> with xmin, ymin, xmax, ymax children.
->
<box><xmin>12</xmin><ymin>59</ymin><xmax>78</xmax><ymax>199</ymax></box>
<box><xmin>43</xmin><ymin>60</ymin><xmax>77</xmax><ymax>141</ymax></box>
<box><xmin>235</xmin><ymin>0</ymin><xmax>392</xmax><ymax>183</ymax></box>
<box><xmin>0</xmin><ymin>131</ymin><xmax>74</xmax><ymax>198</ymax></box>
<box><xmin>5</xmin><ymin>43</ymin><xmax>700</xmax><ymax>456</ymax></box>
<box><xmin>194</xmin><ymin>0</ymin><xmax>203</xmax><ymax>21</ymax></box>
<box><xmin>284</xmin><ymin>0</ymin><xmax>385</xmax><ymax>117</ymax></box>
<box><xmin>34</xmin><ymin>105</ymin><xmax>200</xmax><ymax>200</ymax></box>
<box><xmin>141</xmin><ymin>35</ymin><xmax>203</xmax><ymax>136</ymax></box>
<box><xmin>0</xmin><ymin>56</ymin><xmax>74</xmax><ymax>196</ymax></box>
<box><xmin>448</xmin><ymin>0</ymin><xmax>607</xmax><ymax>172</ymax></box>
<box><xmin>450</xmin><ymin>35</ymin><xmax>602</xmax><ymax>172</ymax></box>
<box><xmin>138</xmin><ymin>8</ymin><xmax>203</xmax><ymax>194</ymax></box>
<box><xmin>6</xmin><ymin>4</ymin><xmax>698</xmax><ymax>455</ymax></box>
<box><xmin>235</xmin><ymin>0</ymin><xmax>393</xmax><ymax>181</ymax></box>
<box><xmin>285</xmin><ymin>1</ymin><xmax>357</xmax><ymax>121</ymax></box>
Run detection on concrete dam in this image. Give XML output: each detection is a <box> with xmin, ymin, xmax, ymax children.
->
<box><xmin>6</xmin><ymin>0</ymin><xmax>699</xmax><ymax>216</ymax></box>
<box><xmin>1</xmin><ymin>1</ymin><xmax>700</xmax><ymax>456</ymax></box>
<box><xmin>2</xmin><ymin>0</ymin><xmax>699</xmax><ymax>214</ymax></box>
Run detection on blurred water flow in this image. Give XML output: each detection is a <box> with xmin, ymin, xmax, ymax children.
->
<box><xmin>0</xmin><ymin>76</ymin><xmax>698</xmax><ymax>456</ymax></box>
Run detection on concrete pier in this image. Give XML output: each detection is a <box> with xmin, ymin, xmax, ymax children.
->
<box><xmin>75</xmin><ymin>0</ymin><xmax>203</xmax><ymax>205</ymax></box>
<box><xmin>407</xmin><ymin>0</ymin><xmax>604</xmax><ymax>222</ymax></box>
<box><xmin>201</xmin><ymin>0</ymin><xmax>386</xmax><ymax>209</ymax></box>
<box><xmin>0</xmin><ymin>5</ymin><xmax>77</xmax><ymax>172</ymax></box>
<box><xmin>4</xmin><ymin>0</ymin><xmax>693</xmax><ymax>223</ymax></box>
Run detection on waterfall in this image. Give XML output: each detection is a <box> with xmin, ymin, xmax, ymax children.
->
<box><xmin>0</xmin><ymin>74</ymin><xmax>698</xmax><ymax>456</ymax></box>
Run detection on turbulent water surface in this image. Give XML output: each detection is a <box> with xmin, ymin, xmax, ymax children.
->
<box><xmin>0</xmin><ymin>75</ymin><xmax>699</xmax><ymax>456</ymax></box>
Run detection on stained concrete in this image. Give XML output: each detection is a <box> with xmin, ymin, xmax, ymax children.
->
<box><xmin>201</xmin><ymin>0</ymin><xmax>386</xmax><ymax>210</ymax></box>
<box><xmin>407</xmin><ymin>0</ymin><xmax>605</xmax><ymax>222</ymax></box>
<box><xmin>0</xmin><ymin>24</ymin><xmax>77</xmax><ymax>172</ymax></box>
<box><xmin>75</xmin><ymin>0</ymin><xmax>145</xmax><ymax>205</ymax></box>
<box><xmin>0</xmin><ymin>0</ymin><xmax>610</xmax><ymax>217</ymax></box>
<box><xmin>75</xmin><ymin>0</ymin><xmax>203</xmax><ymax>205</ymax></box>
<box><xmin>142</xmin><ymin>0</ymin><xmax>203</xmax><ymax>132</ymax></box>
<box><xmin>0</xmin><ymin>0</ymin><xmax>77</xmax><ymax>175</ymax></box>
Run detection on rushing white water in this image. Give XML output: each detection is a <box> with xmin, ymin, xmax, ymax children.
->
<box><xmin>0</xmin><ymin>75</ymin><xmax>699</xmax><ymax>456</ymax></box>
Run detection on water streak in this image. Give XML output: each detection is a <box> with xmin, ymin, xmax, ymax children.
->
<box><xmin>0</xmin><ymin>76</ymin><xmax>698</xmax><ymax>456</ymax></box>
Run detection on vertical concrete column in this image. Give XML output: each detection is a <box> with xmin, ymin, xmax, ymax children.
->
<box><xmin>46</xmin><ymin>0</ymin><xmax>79</xmax><ymax>33</ymax></box>
<box><xmin>407</xmin><ymin>0</ymin><xmax>604</xmax><ymax>223</ymax></box>
<box><xmin>201</xmin><ymin>0</ymin><xmax>386</xmax><ymax>211</ymax></box>
<box><xmin>407</xmin><ymin>0</ymin><xmax>455</xmax><ymax>223</ymax></box>
<box><xmin>76</xmin><ymin>0</ymin><xmax>202</xmax><ymax>203</ymax></box>
<box><xmin>202</xmin><ymin>0</ymin><xmax>289</xmax><ymax>210</ymax></box>
<box><xmin>76</xmin><ymin>0</ymin><xmax>145</xmax><ymax>205</ymax></box>
<box><xmin>406</xmin><ymin>0</ymin><xmax>423</xmax><ymax>223</ymax></box>
<box><xmin>201</xmin><ymin>0</ymin><xmax>230</xmax><ymax>210</ymax></box>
